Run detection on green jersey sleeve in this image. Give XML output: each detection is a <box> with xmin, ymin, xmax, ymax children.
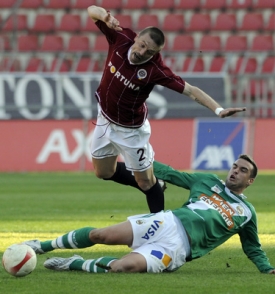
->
<box><xmin>239</xmin><ymin>204</ymin><xmax>274</xmax><ymax>273</ymax></box>
<box><xmin>153</xmin><ymin>161</ymin><xmax>210</xmax><ymax>189</ymax></box>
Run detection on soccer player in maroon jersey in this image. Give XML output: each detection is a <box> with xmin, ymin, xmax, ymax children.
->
<box><xmin>87</xmin><ymin>6</ymin><xmax>246</xmax><ymax>213</ymax></box>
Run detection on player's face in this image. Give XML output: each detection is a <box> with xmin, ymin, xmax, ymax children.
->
<box><xmin>225</xmin><ymin>158</ymin><xmax>255</xmax><ymax>194</ymax></box>
<box><xmin>129</xmin><ymin>33</ymin><xmax>161</xmax><ymax>64</ymax></box>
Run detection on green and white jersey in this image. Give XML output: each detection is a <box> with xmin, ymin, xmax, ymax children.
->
<box><xmin>153</xmin><ymin>161</ymin><xmax>274</xmax><ymax>273</ymax></box>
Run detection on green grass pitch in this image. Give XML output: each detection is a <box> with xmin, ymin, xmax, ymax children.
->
<box><xmin>0</xmin><ymin>171</ymin><xmax>274</xmax><ymax>294</ymax></box>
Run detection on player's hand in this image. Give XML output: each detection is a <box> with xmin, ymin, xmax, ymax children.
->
<box><xmin>104</xmin><ymin>11</ymin><xmax>122</xmax><ymax>31</ymax></box>
<box><xmin>268</xmin><ymin>269</ymin><xmax>275</xmax><ymax>274</ymax></box>
<box><xmin>219</xmin><ymin>108</ymin><xmax>246</xmax><ymax>118</ymax></box>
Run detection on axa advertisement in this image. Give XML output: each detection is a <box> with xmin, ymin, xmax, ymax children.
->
<box><xmin>0</xmin><ymin>118</ymin><xmax>274</xmax><ymax>171</ymax></box>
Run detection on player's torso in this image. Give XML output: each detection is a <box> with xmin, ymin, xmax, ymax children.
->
<box><xmin>186</xmin><ymin>177</ymin><xmax>253</xmax><ymax>230</ymax></box>
<box><xmin>99</xmin><ymin>43</ymin><xmax>156</xmax><ymax>102</ymax></box>
<box><xmin>96</xmin><ymin>34</ymin><xmax>157</xmax><ymax>127</ymax></box>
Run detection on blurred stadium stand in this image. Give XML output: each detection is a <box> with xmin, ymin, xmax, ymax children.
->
<box><xmin>0</xmin><ymin>0</ymin><xmax>274</xmax><ymax>117</ymax></box>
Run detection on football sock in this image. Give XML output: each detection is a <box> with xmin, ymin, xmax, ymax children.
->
<box><xmin>41</xmin><ymin>227</ymin><xmax>95</xmax><ymax>252</ymax></box>
<box><xmin>103</xmin><ymin>162</ymin><xmax>141</xmax><ymax>191</ymax></box>
<box><xmin>70</xmin><ymin>257</ymin><xmax>118</xmax><ymax>273</ymax></box>
<box><xmin>144</xmin><ymin>180</ymin><xmax>165</xmax><ymax>213</ymax></box>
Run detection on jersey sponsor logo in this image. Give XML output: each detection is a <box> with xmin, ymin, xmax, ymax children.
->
<box><xmin>136</xmin><ymin>219</ymin><xmax>146</xmax><ymax>225</ymax></box>
<box><xmin>110</xmin><ymin>65</ymin><xmax>116</xmax><ymax>73</ymax></box>
<box><xmin>150</xmin><ymin>250</ymin><xmax>172</xmax><ymax>267</ymax></box>
<box><xmin>108</xmin><ymin>61</ymin><xmax>140</xmax><ymax>91</ymax></box>
<box><xmin>137</xmin><ymin>69</ymin><xmax>147</xmax><ymax>80</ymax></box>
<box><xmin>199</xmin><ymin>194</ymin><xmax>235</xmax><ymax>229</ymax></box>
<box><xmin>141</xmin><ymin>220</ymin><xmax>163</xmax><ymax>240</ymax></box>
<box><xmin>192</xmin><ymin>120</ymin><xmax>247</xmax><ymax>170</ymax></box>
<box><xmin>211</xmin><ymin>185</ymin><xmax>223</xmax><ymax>194</ymax></box>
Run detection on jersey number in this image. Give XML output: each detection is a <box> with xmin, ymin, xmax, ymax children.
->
<box><xmin>137</xmin><ymin>148</ymin><xmax>145</xmax><ymax>162</ymax></box>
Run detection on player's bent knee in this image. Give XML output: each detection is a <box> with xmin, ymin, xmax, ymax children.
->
<box><xmin>94</xmin><ymin>169</ymin><xmax>114</xmax><ymax>179</ymax></box>
<box><xmin>89</xmin><ymin>229</ymin><xmax>106</xmax><ymax>243</ymax></box>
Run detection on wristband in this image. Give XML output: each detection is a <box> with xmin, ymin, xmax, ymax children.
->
<box><xmin>215</xmin><ymin>107</ymin><xmax>224</xmax><ymax>116</ymax></box>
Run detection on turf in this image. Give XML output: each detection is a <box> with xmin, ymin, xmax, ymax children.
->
<box><xmin>0</xmin><ymin>172</ymin><xmax>274</xmax><ymax>294</ymax></box>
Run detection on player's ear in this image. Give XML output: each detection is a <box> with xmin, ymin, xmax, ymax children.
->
<box><xmin>247</xmin><ymin>178</ymin><xmax>255</xmax><ymax>187</ymax></box>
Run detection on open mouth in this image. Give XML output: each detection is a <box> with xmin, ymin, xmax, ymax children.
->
<box><xmin>134</xmin><ymin>53</ymin><xmax>141</xmax><ymax>60</ymax></box>
<box><xmin>230</xmin><ymin>175</ymin><xmax>236</xmax><ymax>180</ymax></box>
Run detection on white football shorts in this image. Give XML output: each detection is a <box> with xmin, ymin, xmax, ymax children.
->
<box><xmin>91</xmin><ymin>106</ymin><xmax>154</xmax><ymax>172</ymax></box>
<box><xmin>127</xmin><ymin>210</ymin><xmax>191</xmax><ymax>273</ymax></box>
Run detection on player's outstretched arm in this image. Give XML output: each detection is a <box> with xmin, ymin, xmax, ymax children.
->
<box><xmin>87</xmin><ymin>5</ymin><xmax>122</xmax><ymax>31</ymax></box>
<box><xmin>183</xmin><ymin>82</ymin><xmax>246</xmax><ymax>118</ymax></box>
<box><xmin>268</xmin><ymin>269</ymin><xmax>275</xmax><ymax>274</ymax></box>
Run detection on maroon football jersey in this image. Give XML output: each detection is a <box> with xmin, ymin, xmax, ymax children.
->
<box><xmin>95</xmin><ymin>21</ymin><xmax>185</xmax><ymax>128</ymax></box>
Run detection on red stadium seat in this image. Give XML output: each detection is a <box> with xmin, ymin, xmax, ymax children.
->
<box><xmin>0</xmin><ymin>35</ymin><xmax>11</xmax><ymax>51</ymax></box>
<box><xmin>82</xmin><ymin>16</ymin><xmax>99</xmax><ymax>32</ymax></box>
<box><xmin>25</xmin><ymin>57</ymin><xmax>47</xmax><ymax>72</ymax></box>
<box><xmin>181</xmin><ymin>57</ymin><xmax>205</xmax><ymax>72</ymax></box>
<box><xmin>186</xmin><ymin>13</ymin><xmax>211</xmax><ymax>32</ymax></box>
<box><xmin>162</xmin><ymin>56</ymin><xmax>178</xmax><ymax>71</ymax></box>
<box><xmin>75</xmin><ymin>57</ymin><xmax>94</xmax><ymax>72</ymax></box>
<box><xmin>40</xmin><ymin>35</ymin><xmax>64</xmax><ymax>52</ymax></box>
<box><xmin>20</xmin><ymin>0</ymin><xmax>44</xmax><ymax>8</ymax></box>
<box><xmin>238</xmin><ymin>13</ymin><xmax>264</xmax><ymax>31</ymax></box>
<box><xmin>0</xmin><ymin>57</ymin><xmax>21</xmax><ymax>71</ymax></box>
<box><xmin>67</xmin><ymin>35</ymin><xmax>90</xmax><ymax>52</ymax></box>
<box><xmin>114</xmin><ymin>14</ymin><xmax>133</xmax><ymax>29</ymax></box>
<box><xmin>124</xmin><ymin>0</ymin><xmax>148</xmax><ymax>10</ymax></box>
<box><xmin>209</xmin><ymin>56</ymin><xmax>226</xmax><ymax>72</ymax></box>
<box><xmin>32</xmin><ymin>14</ymin><xmax>55</xmax><ymax>33</ymax></box>
<box><xmin>201</xmin><ymin>0</ymin><xmax>227</xmax><ymax>10</ymax></box>
<box><xmin>175</xmin><ymin>0</ymin><xmax>201</xmax><ymax>10</ymax></box>
<box><xmin>136</xmin><ymin>15</ymin><xmax>159</xmax><ymax>31</ymax></box>
<box><xmin>231</xmin><ymin>57</ymin><xmax>258</xmax><ymax>74</ymax></box>
<box><xmin>261</xmin><ymin>56</ymin><xmax>275</xmax><ymax>73</ymax></box>
<box><xmin>0</xmin><ymin>0</ymin><xmax>16</xmax><ymax>8</ymax></box>
<box><xmin>2</xmin><ymin>14</ymin><xmax>28</xmax><ymax>31</ymax></box>
<box><xmin>212</xmin><ymin>13</ymin><xmax>237</xmax><ymax>31</ymax></box>
<box><xmin>224</xmin><ymin>35</ymin><xmax>247</xmax><ymax>52</ymax></box>
<box><xmin>49</xmin><ymin>58</ymin><xmax>72</xmax><ymax>72</ymax></box>
<box><xmin>226</xmin><ymin>0</ymin><xmax>253</xmax><ymax>9</ymax></box>
<box><xmin>58</xmin><ymin>14</ymin><xmax>81</xmax><ymax>32</ymax></box>
<box><xmin>93</xmin><ymin>35</ymin><xmax>109</xmax><ymax>52</ymax></box>
<box><xmin>265</xmin><ymin>13</ymin><xmax>275</xmax><ymax>32</ymax></box>
<box><xmin>93</xmin><ymin>59</ymin><xmax>104</xmax><ymax>72</ymax></box>
<box><xmin>252</xmin><ymin>0</ymin><xmax>275</xmax><ymax>9</ymax></box>
<box><xmin>251</xmin><ymin>35</ymin><xmax>274</xmax><ymax>52</ymax></box>
<box><xmin>17</xmin><ymin>35</ymin><xmax>39</xmax><ymax>51</ymax></box>
<box><xmin>149</xmin><ymin>0</ymin><xmax>175</xmax><ymax>10</ymax></box>
<box><xmin>72</xmin><ymin>0</ymin><xmax>98</xmax><ymax>9</ymax></box>
<box><xmin>162</xmin><ymin>14</ymin><xmax>185</xmax><ymax>32</ymax></box>
<box><xmin>100</xmin><ymin>0</ymin><xmax>123</xmax><ymax>10</ymax></box>
<box><xmin>44</xmin><ymin>0</ymin><xmax>71</xmax><ymax>9</ymax></box>
<box><xmin>171</xmin><ymin>35</ymin><xmax>195</xmax><ymax>52</ymax></box>
<box><xmin>199</xmin><ymin>35</ymin><xmax>222</xmax><ymax>52</ymax></box>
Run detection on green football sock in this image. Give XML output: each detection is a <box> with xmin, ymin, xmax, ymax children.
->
<box><xmin>41</xmin><ymin>227</ymin><xmax>95</xmax><ymax>252</ymax></box>
<box><xmin>72</xmin><ymin>256</ymin><xmax>118</xmax><ymax>273</ymax></box>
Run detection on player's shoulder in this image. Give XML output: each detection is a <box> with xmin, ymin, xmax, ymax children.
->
<box><xmin>192</xmin><ymin>172</ymin><xmax>219</xmax><ymax>180</ymax></box>
<box><xmin>118</xmin><ymin>27</ymin><xmax>136</xmax><ymax>40</ymax></box>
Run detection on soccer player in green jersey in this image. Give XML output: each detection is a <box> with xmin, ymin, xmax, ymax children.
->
<box><xmin>23</xmin><ymin>154</ymin><xmax>275</xmax><ymax>274</ymax></box>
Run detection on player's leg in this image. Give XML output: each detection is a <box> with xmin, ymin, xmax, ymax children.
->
<box><xmin>115</xmin><ymin>120</ymin><xmax>164</xmax><ymax>212</ymax></box>
<box><xmin>107</xmin><ymin>252</ymin><xmax>147</xmax><ymax>273</ymax></box>
<box><xmin>91</xmin><ymin>112</ymin><xmax>141</xmax><ymax>189</ymax></box>
<box><xmin>133</xmin><ymin>166</ymin><xmax>164</xmax><ymax>213</ymax></box>
<box><xmin>43</xmin><ymin>252</ymin><xmax>146</xmax><ymax>273</ymax></box>
<box><xmin>23</xmin><ymin>221</ymin><xmax>133</xmax><ymax>254</ymax></box>
<box><xmin>93</xmin><ymin>157</ymin><xmax>141</xmax><ymax>190</ymax></box>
